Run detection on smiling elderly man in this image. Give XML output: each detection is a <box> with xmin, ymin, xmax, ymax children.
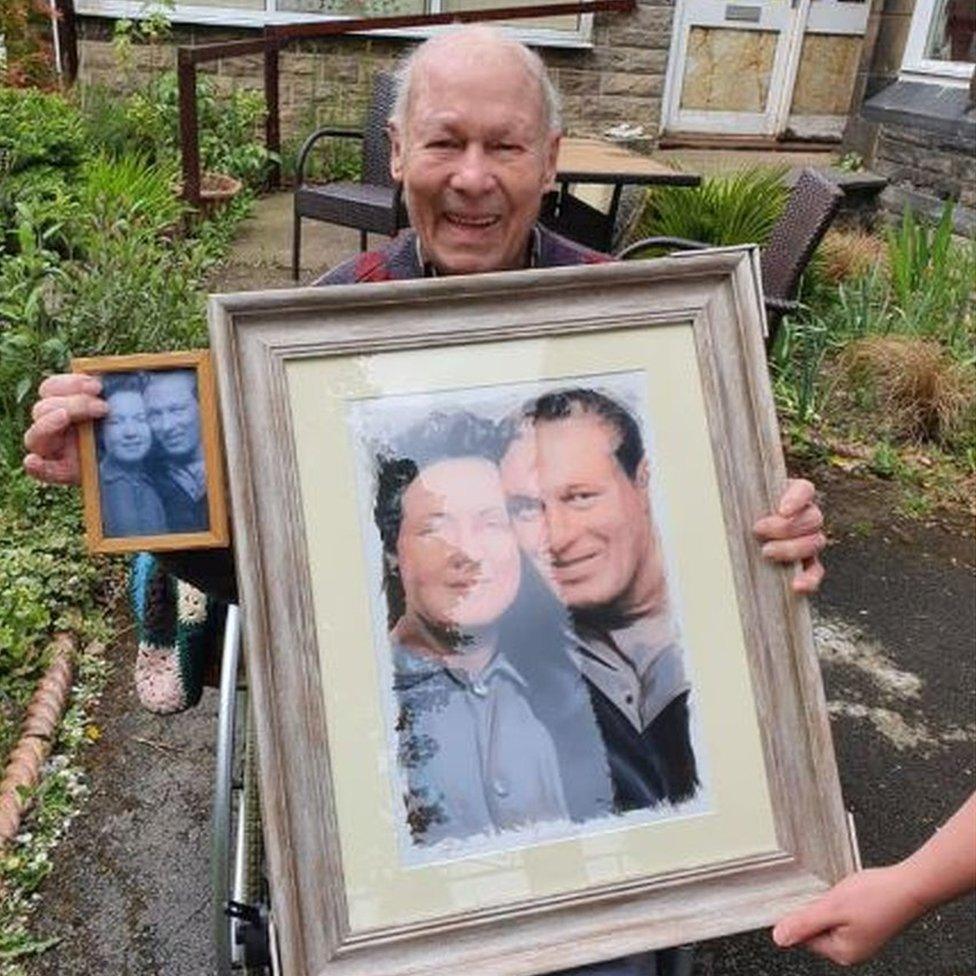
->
<box><xmin>22</xmin><ymin>26</ymin><xmax>826</xmax><ymax>976</ymax></box>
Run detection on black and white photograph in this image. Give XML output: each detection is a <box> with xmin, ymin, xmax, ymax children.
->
<box><xmin>96</xmin><ymin>368</ymin><xmax>209</xmax><ymax>537</ymax></box>
<box><xmin>74</xmin><ymin>351</ymin><xmax>229</xmax><ymax>553</ymax></box>
<box><xmin>350</xmin><ymin>372</ymin><xmax>709</xmax><ymax>858</ymax></box>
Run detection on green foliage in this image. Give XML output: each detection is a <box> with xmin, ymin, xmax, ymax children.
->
<box><xmin>122</xmin><ymin>71</ymin><xmax>273</xmax><ymax>187</ymax></box>
<box><xmin>632</xmin><ymin>166</ymin><xmax>790</xmax><ymax>248</ymax></box>
<box><xmin>0</xmin><ymin>0</ymin><xmax>57</xmax><ymax>89</ymax></box>
<box><xmin>0</xmin><ymin>89</ymin><xmax>86</xmax><ymax>175</ymax></box>
<box><xmin>773</xmin><ymin>201</ymin><xmax>975</xmax><ymax>469</ymax></box>
<box><xmin>76</xmin><ymin>152</ymin><xmax>185</xmax><ymax>238</ymax></box>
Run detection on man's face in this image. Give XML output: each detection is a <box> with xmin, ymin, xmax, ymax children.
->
<box><xmin>389</xmin><ymin>49</ymin><xmax>559</xmax><ymax>276</ymax></box>
<box><xmin>499</xmin><ymin>415</ymin><xmax>653</xmax><ymax>613</ymax></box>
<box><xmin>397</xmin><ymin>457</ymin><xmax>521</xmax><ymax>631</ymax></box>
<box><xmin>144</xmin><ymin>372</ymin><xmax>200</xmax><ymax>460</ymax></box>
<box><xmin>103</xmin><ymin>390</ymin><xmax>152</xmax><ymax>464</ymax></box>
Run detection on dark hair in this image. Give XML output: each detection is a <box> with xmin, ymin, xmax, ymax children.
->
<box><xmin>520</xmin><ymin>387</ymin><xmax>645</xmax><ymax>480</ymax></box>
<box><xmin>373</xmin><ymin>410</ymin><xmax>508</xmax><ymax>625</ymax></box>
<box><xmin>100</xmin><ymin>371</ymin><xmax>147</xmax><ymax>400</ymax></box>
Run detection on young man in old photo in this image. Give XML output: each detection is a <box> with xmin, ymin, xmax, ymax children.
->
<box><xmin>501</xmin><ymin>388</ymin><xmax>699</xmax><ymax>812</ymax></box>
<box><xmin>143</xmin><ymin>370</ymin><xmax>209</xmax><ymax>533</ymax></box>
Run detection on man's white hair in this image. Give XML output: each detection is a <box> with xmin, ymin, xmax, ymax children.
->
<box><xmin>389</xmin><ymin>26</ymin><xmax>562</xmax><ymax>138</ymax></box>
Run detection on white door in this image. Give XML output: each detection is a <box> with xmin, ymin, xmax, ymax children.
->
<box><xmin>662</xmin><ymin>0</ymin><xmax>870</xmax><ymax>140</ymax></box>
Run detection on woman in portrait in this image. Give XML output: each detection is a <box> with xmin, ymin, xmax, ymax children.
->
<box><xmin>97</xmin><ymin>373</ymin><xmax>168</xmax><ymax>537</ymax></box>
<box><xmin>373</xmin><ymin>410</ymin><xmax>614</xmax><ymax>848</ymax></box>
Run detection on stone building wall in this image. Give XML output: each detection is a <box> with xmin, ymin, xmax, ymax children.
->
<box><xmin>843</xmin><ymin>0</ymin><xmax>975</xmax><ymax>233</ymax></box>
<box><xmin>75</xmin><ymin>1</ymin><xmax>674</xmax><ymax>143</ymax></box>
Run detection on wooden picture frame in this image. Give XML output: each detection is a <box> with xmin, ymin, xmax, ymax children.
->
<box><xmin>209</xmin><ymin>249</ymin><xmax>854</xmax><ymax>976</ymax></box>
<box><xmin>73</xmin><ymin>349</ymin><xmax>229</xmax><ymax>554</ymax></box>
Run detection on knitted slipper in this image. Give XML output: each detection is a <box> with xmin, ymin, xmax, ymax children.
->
<box><xmin>129</xmin><ymin>553</ymin><xmax>226</xmax><ymax>714</ymax></box>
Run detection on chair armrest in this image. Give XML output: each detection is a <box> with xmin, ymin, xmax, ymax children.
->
<box><xmin>616</xmin><ymin>236</ymin><xmax>709</xmax><ymax>259</ymax></box>
<box><xmin>296</xmin><ymin>128</ymin><xmax>364</xmax><ymax>185</ymax></box>
<box><xmin>764</xmin><ymin>296</ymin><xmax>799</xmax><ymax>314</ymax></box>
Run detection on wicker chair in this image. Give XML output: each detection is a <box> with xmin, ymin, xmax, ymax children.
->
<box><xmin>616</xmin><ymin>168</ymin><xmax>843</xmax><ymax>350</ymax></box>
<box><xmin>292</xmin><ymin>72</ymin><xmax>408</xmax><ymax>280</ymax></box>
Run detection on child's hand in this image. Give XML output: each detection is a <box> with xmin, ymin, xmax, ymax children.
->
<box><xmin>772</xmin><ymin>866</ymin><xmax>926</xmax><ymax>966</ymax></box>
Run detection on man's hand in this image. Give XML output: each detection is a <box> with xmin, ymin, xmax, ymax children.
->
<box><xmin>23</xmin><ymin>373</ymin><xmax>108</xmax><ymax>486</ymax></box>
<box><xmin>753</xmin><ymin>477</ymin><xmax>826</xmax><ymax>593</ymax></box>
<box><xmin>772</xmin><ymin>866</ymin><xmax>925</xmax><ymax>966</ymax></box>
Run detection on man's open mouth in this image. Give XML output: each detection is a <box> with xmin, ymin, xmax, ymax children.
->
<box><xmin>444</xmin><ymin>212</ymin><xmax>499</xmax><ymax>230</ymax></box>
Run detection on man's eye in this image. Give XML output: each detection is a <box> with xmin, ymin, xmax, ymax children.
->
<box><xmin>566</xmin><ymin>490</ymin><xmax>599</xmax><ymax>507</ymax></box>
<box><xmin>489</xmin><ymin>142</ymin><xmax>521</xmax><ymax>154</ymax></box>
<box><xmin>426</xmin><ymin>139</ymin><xmax>459</xmax><ymax>150</ymax></box>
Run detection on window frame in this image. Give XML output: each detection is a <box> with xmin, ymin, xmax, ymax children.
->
<box><xmin>73</xmin><ymin>0</ymin><xmax>596</xmax><ymax>48</ymax></box>
<box><xmin>900</xmin><ymin>0</ymin><xmax>975</xmax><ymax>86</ymax></box>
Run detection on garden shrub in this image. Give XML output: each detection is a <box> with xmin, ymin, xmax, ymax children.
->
<box><xmin>630</xmin><ymin>166</ymin><xmax>790</xmax><ymax>249</ymax></box>
<box><xmin>840</xmin><ymin>336</ymin><xmax>976</xmax><ymax>449</ymax></box>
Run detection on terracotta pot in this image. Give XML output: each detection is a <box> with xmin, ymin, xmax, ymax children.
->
<box><xmin>176</xmin><ymin>171</ymin><xmax>244</xmax><ymax>217</ymax></box>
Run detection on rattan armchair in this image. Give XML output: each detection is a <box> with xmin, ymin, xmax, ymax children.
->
<box><xmin>292</xmin><ymin>72</ymin><xmax>408</xmax><ymax>280</ymax></box>
<box><xmin>617</xmin><ymin>168</ymin><xmax>843</xmax><ymax>350</ymax></box>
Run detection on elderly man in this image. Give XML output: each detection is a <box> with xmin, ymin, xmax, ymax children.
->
<box><xmin>22</xmin><ymin>25</ymin><xmax>825</xmax><ymax>976</ymax></box>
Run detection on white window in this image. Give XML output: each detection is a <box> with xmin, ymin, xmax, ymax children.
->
<box><xmin>73</xmin><ymin>0</ymin><xmax>594</xmax><ymax>47</ymax></box>
<box><xmin>901</xmin><ymin>0</ymin><xmax>975</xmax><ymax>85</ymax></box>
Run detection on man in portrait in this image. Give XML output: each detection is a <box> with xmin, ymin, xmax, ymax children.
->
<box><xmin>500</xmin><ymin>388</ymin><xmax>700</xmax><ymax>813</ymax></box>
<box><xmin>372</xmin><ymin>411</ymin><xmax>613</xmax><ymax>847</ymax></box>
<box><xmin>143</xmin><ymin>370</ymin><xmax>209</xmax><ymax>533</ymax></box>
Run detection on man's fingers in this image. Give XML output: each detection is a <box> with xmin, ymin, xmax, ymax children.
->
<box><xmin>762</xmin><ymin>532</ymin><xmax>827</xmax><ymax>564</ymax></box>
<box><xmin>798</xmin><ymin>930</ymin><xmax>855</xmax><ymax>965</ymax></box>
<box><xmin>778</xmin><ymin>478</ymin><xmax>816</xmax><ymax>518</ymax></box>
<box><xmin>32</xmin><ymin>392</ymin><xmax>107</xmax><ymax>423</ymax></box>
<box><xmin>23</xmin><ymin>453</ymin><xmax>80</xmax><ymax>485</ymax></box>
<box><xmin>754</xmin><ymin>505</ymin><xmax>824</xmax><ymax>541</ymax></box>
<box><xmin>23</xmin><ymin>408</ymin><xmax>71</xmax><ymax>453</ymax></box>
<box><xmin>37</xmin><ymin>373</ymin><xmax>101</xmax><ymax>398</ymax></box>
<box><xmin>793</xmin><ymin>556</ymin><xmax>825</xmax><ymax>594</ymax></box>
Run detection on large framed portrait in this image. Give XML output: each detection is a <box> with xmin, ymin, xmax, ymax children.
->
<box><xmin>209</xmin><ymin>250</ymin><xmax>855</xmax><ymax>976</ymax></box>
<box><xmin>73</xmin><ymin>350</ymin><xmax>229</xmax><ymax>554</ymax></box>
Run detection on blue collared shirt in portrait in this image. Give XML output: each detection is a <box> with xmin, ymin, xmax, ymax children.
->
<box><xmin>393</xmin><ymin>642</ymin><xmax>599</xmax><ymax>847</ymax></box>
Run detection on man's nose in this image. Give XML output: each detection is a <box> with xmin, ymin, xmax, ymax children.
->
<box><xmin>543</xmin><ymin>505</ymin><xmax>577</xmax><ymax>555</ymax></box>
<box><xmin>450</xmin><ymin>144</ymin><xmax>495</xmax><ymax>195</ymax></box>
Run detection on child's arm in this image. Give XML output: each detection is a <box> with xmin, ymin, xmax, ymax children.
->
<box><xmin>772</xmin><ymin>792</ymin><xmax>976</xmax><ymax>966</ymax></box>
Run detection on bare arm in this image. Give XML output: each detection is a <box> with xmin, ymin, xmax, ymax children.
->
<box><xmin>773</xmin><ymin>792</ymin><xmax>976</xmax><ymax>966</ymax></box>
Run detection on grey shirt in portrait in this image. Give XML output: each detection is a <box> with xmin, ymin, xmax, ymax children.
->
<box><xmin>393</xmin><ymin>642</ymin><xmax>570</xmax><ymax>847</ymax></box>
<box><xmin>571</xmin><ymin>612</ymin><xmax>690</xmax><ymax>734</ymax></box>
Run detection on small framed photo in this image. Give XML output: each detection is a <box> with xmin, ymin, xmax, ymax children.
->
<box><xmin>210</xmin><ymin>251</ymin><xmax>855</xmax><ymax>976</ymax></box>
<box><xmin>72</xmin><ymin>350</ymin><xmax>229</xmax><ymax>554</ymax></box>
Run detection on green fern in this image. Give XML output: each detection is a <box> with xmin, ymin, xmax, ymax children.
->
<box><xmin>632</xmin><ymin>165</ymin><xmax>790</xmax><ymax>248</ymax></box>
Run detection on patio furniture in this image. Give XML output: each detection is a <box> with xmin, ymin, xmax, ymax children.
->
<box><xmin>292</xmin><ymin>71</ymin><xmax>407</xmax><ymax>280</ymax></box>
<box><xmin>542</xmin><ymin>136</ymin><xmax>701</xmax><ymax>253</ymax></box>
<box><xmin>617</xmin><ymin>167</ymin><xmax>843</xmax><ymax>350</ymax></box>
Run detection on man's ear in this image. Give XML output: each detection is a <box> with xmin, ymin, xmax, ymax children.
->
<box><xmin>388</xmin><ymin>121</ymin><xmax>405</xmax><ymax>182</ymax></box>
<box><xmin>542</xmin><ymin>131</ymin><xmax>561</xmax><ymax>190</ymax></box>
<box><xmin>636</xmin><ymin>456</ymin><xmax>650</xmax><ymax>492</ymax></box>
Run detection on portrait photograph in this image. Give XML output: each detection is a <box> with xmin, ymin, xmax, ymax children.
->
<box><xmin>209</xmin><ymin>254</ymin><xmax>855</xmax><ymax>976</ymax></box>
<box><xmin>73</xmin><ymin>350</ymin><xmax>229</xmax><ymax>554</ymax></box>
<box><xmin>348</xmin><ymin>372</ymin><xmax>710</xmax><ymax>861</ymax></box>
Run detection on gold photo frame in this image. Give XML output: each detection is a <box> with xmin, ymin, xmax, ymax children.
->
<box><xmin>73</xmin><ymin>349</ymin><xmax>229</xmax><ymax>554</ymax></box>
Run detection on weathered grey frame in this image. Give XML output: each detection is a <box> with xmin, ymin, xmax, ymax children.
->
<box><xmin>208</xmin><ymin>248</ymin><xmax>853</xmax><ymax>976</ymax></box>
